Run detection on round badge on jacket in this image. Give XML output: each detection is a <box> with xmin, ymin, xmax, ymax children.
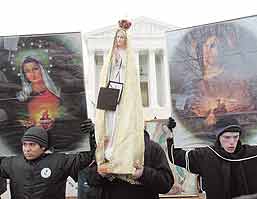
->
<box><xmin>41</xmin><ymin>168</ymin><xmax>52</xmax><ymax>178</ymax></box>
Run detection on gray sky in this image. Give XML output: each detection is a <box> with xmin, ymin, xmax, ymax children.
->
<box><xmin>1</xmin><ymin>0</ymin><xmax>257</xmax><ymax>35</ymax></box>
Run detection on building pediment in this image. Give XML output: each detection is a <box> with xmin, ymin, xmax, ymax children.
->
<box><xmin>86</xmin><ymin>16</ymin><xmax>178</xmax><ymax>38</ymax></box>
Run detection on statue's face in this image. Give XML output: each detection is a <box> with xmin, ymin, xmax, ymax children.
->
<box><xmin>116</xmin><ymin>30</ymin><xmax>126</xmax><ymax>49</ymax></box>
<box><xmin>23</xmin><ymin>62</ymin><xmax>43</xmax><ymax>84</ymax></box>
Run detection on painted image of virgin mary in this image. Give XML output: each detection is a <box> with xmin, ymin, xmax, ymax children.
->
<box><xmin>16</xmin><ymin>56</ymin><xmax>60</xmax><ymax>129</ymax></box>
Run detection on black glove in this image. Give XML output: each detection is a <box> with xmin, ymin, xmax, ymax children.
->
<box><xmin>80</xmin><ymin>119</ymin><xmax>94</xmax><ymax>134</ymax></box>
<box><xmin>167</xmin><ymin>117</ymin><xmax>176</xmax><ymax>132</ymax></box>
<box><xmin>80</xmin><ymin>119</ymin><xmax>96</xmax><ymax>152</ymax></box>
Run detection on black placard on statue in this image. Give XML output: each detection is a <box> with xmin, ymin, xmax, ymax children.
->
<box><xmin>96</xmin><ymin>81</ymin><xmax>123</xmax><ymax>111</ymax></box>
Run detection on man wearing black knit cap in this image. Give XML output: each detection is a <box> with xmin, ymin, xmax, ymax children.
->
<box><xmin>167</xmin><ymin>117</ymin><xmax>257</xmax><ymax>199</ymax></box>
<box><xmin>0</xmin><ymin>120</ymin><xmax>94</xmax><ymax>199</ymax></box>
<box><xmin>22</xmin><ymin>126</ymin><xmax>49</xmax><ymax>160</ymax></box>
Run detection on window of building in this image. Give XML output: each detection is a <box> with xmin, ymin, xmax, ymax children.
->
<box><xmin>140</xmin><ymin>82</ymin><xmax>149</xmax><ymax>107</ymax></box>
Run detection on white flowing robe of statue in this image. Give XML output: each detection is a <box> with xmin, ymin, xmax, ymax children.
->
<box><xmin>95</xmin><ymin>32</ymin><xmax>144</xmax><ymax>175</ymax></box>
<box><xmin>105</xmin><ymin>49</ymin><xmax>126</xmax><ymax>160</ymax></box>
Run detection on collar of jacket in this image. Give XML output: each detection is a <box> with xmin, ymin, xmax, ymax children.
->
<box><xmin>212</xmin><ymin>139</ymin><xmax>245</xmax><ymax>159</ymax></box>
<box><xmin>24</xmin><ymin>153</ymin><xmax>47</xmax><ymax>164</ymax></box>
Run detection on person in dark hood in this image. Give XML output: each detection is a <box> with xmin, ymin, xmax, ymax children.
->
<box><xmin>0</xmin><ymin>119</ymin><xmax>94</xmax><ymax>199</ymax></box>
<box><xmin>84</xmin><ymin>131</ymin><xmax>174</xmax><ymax>199</ymax></box>
<box><xmin>167</xmin><ymin>117</ymin><xmax>257</xmax><ymax>199</ymax></box>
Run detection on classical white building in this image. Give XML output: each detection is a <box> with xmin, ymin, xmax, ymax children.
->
<box><xmin>84</xmin><ymin>17</ymin><xmax>178</xmax><ymax>121</ymax></box>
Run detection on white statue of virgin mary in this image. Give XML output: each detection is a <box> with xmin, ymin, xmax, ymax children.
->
<box><xmin>95</xmin><ymin>19</ymin><xmax>145</xmax><ymax>176</ymax></box>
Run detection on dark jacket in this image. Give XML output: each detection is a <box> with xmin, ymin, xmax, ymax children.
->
<box><xmin>0</xmin><ymin>177</ymin><xmax>6</xmax><ymax>195</ymax></box>
<box><xmin>168</xmin><ymin>138</ymin><xmax>257</xmax><ymax>199</ymax></box>
<box><xmin>86</xmin><ymin>131</ymin><xmax>174</xmax><ymax>199</ymax></box>
<box><xmin>0</xmin><ymin>151</ymin><xmax>92</xmax><ymax>199</ymax></box>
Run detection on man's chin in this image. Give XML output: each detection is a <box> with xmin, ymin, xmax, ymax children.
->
<box><xmin>24</xmin><ymin>155</ymin><xmax>36</xmax><ymax>160</ymax></box>
<box><xmin>226</xmin><ymin>148</ymin><xmax>236</xmax><ymax>153</ymax></box>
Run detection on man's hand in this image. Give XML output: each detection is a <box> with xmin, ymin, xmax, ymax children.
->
<box><xmin>97</xmin><ymin>165</ymin><xmax>114</xmax><ymax>180</ymax></box>
<box><xmin>97</xmin><ymin>165</ymin><xmax>109</xmax><ymax>178</ymax></box>
<box><xmin>166</xmin><ymin>117</ymin><xmax>176</xmax><ymax>154</ymax></box>
<box><xmin>167</xmin><ymin>117</ymin><xmax>176</xmax><ymax>132</ymax></box>
<box><xmin>132</xmin><ymin>160</ymin><xmax>144</xmax><ymax>179</ymax></box>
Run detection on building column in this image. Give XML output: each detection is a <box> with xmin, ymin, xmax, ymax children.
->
<box><xmin>86</xmin><ymin>49</ymin><xmax>96</xmax><ymax>119</ymax></box>
<box><xmin>163</xmin><ymin>48</ymin><xmax>171</xmax><ymax>108</ymax></box>
<box><xmin>103</xmin><ymin>50</ymin><xmax>109</xmax><ymax>65</ymax></box>
<box><xmin>95</xmin><ymin>49</ymin><xmax>108</xmax><ymax>101</ymax></box>
<box><xmin>148</xmin><ymin>49</ymin><xmax>158</xmax><ymax>107</ymax></box>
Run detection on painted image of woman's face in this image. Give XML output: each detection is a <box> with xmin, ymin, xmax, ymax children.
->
<box><xmin>23</xmin><ymin>62</ymin><xmax>43</xmax><ymax>84</ymax></box>
<box><xmin>203</xmin><ymin>35</ymin><xmax>219</xmax><ymax>68</ymax></box>
<box><xmin>115</xmin><ymin>30</ymin><xmax>126</xmax><ymax>49</ymax></box>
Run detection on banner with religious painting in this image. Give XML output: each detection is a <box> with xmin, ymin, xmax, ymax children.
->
<box><xmin>166</xmin><ymin>15</ymin><xmax>257</xmax><ymax>148</ymax></box>
<box><xmin>145</xmin><ymin>119</ymin><xmax>198</xmax><ymax>196</ymax></box>
<box><xmin>0</xmin><ymin>32</ymin><xmax>89</xmax><ymax>155</ymax></box>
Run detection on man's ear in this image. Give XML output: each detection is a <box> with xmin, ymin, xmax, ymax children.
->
<box><xmin>41</xmin><ymin>147</ymin><xmax>46</xmax><ymax>151</ymax></box>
